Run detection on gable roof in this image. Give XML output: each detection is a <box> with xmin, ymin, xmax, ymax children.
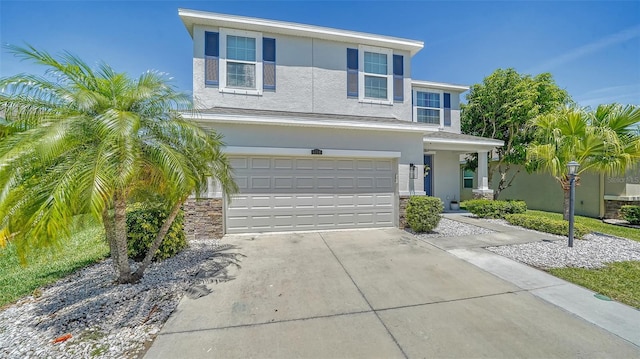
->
<box><xmin>178</xmin><ymin>8</ymin><xmax>424</xmax><ymax>56</ymax></box>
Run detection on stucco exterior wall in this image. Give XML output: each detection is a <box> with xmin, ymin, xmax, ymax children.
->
<box><xmin>192</xmin><ymin>25</ymin><xmax>413</xmax><ymax>121</ymax></box>
<box><xmin>205</xmin><ymin>122</ymin><xmax>425</xmax><ymax>196</ymax></box>
<box><xmin>432</xmin><ymin>151</ymin><xmax>461</xmax><ymax>206</ymax></box>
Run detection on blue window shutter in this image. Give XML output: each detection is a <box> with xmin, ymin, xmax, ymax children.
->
<box><xmin>263</xmin><ymin>38</ymin><xmax>275</xmax><ymax>61</ymax></box>
<box><xmin>204</xmin><ymin>32</ymin><xmax>219</xmax><ymax>86</ymax></box>
<box><xmin>393</xmin><ymin>55</ymin><xmax>403</xmax><ymax>101</ymax></box>
<box><xmin>205</xmin><ymin>32</ymin><xmax>219</xmax><ymax>57</ymax></box>
<box><xmin>263</xmin><ymin>38</ymin><xmax>276</xmax><ymax>90</ymax></box>
<box><xmin>444</xmin><ymin>92</ymin><xmax>451</xmax><ymax>127</ymax></box>
<box><xmin>347</xmin><ymin>48</ymin><xmax>358</xmax><ymax>97</ymax></box>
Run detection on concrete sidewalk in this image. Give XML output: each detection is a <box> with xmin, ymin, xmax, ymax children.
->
<box><xmin>145</xmin><ymin>223</ymin><xmax>640</xmax><ymax>358</ymax></box>
<box><xmin>438</xmin><ymin>213</ymin><xmax>640</xmax><ymax>347</ymax></box>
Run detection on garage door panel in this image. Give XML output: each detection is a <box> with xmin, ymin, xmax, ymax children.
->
<box><xmin>357</xmin><ymin>160</ymin><xmax>374</xmax><ymax>170</ymax></box>
<box><xmin>317</xmin><ymin>177</ymin><xmax>335</xmax><ymax>189</ymax></box>
<box><xmin>226</xmin><ymin>156</ymin><xmax>397</xmax><ymax>234</ymax></box>
<box><xmin>317</xmin><ymin>159</ymin><xmax>336</xmax><ymax>170</ymax></box>
<box><xmin>295</xmin><ymin>177</ymin><xmax>314</xmax><ymax>189</ymax></box>
<box><xmin>230</xmin><ymin>157</ymin><xmax>248</xmax><ymax>169</ymax></box>
<box><xmin>376</xmin><ymin>177</ymin><xmax>393</xmax><ymax>188</ymax></box>
<box><xmin>251</xmin><ymin>177</ymin><xmax>271</xmax><ymax>189</ymax></box>
<box><xmin>274</xmin><ymin>158</ymin><xmax>293</xmax><ymax>169</ymax></box>
<box><xmin>251</xmin><ymin>158</ymin><xmax>271</xmax><ymax>169</ymax></box>
<box><xmin>337</xmin><ymin>160</ymin><xmax>354</xmax><ymax>170</ymax></box>
<box><xmin>337</xmin><ymin>177</ymin><xmax>355</xmax><ymax>189</ymax></box>
<box><xmin>357</xmin><ymin>177</ymin><xmax>374</xmax><ymax>188</ymax></box>
<box><xmin>295</xmin><ymin>159</ymin><xmax>314</xmax><ymax>169</ymax></box>
<box><xmin>376</xmin><ymin>160</ymin><xmax>393</xmax><ymax>171</ymax></box>
<box><xmin>273</xmin><ymin>177</ymin><xmax>294</xmax><ymax>189</ymax></box>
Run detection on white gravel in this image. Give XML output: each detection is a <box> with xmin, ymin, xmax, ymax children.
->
<box><xmin>487</xmin><ymin>232</ymin><xmax>640</xmax><ymax>269</ymax></box>
<box><xmin>407</xmin><ymin>217</ymin><xmax>495</xmax><ymax>238</ymax></box>
<box><xmin>0</xmin><ymin>239</ymin><xmax>240</xmax><ymax>359</ymax></box>
<box><xmin>2</xmin><ymin>216</ymin><xmax>639</xmax><ymax>358</ymax></box>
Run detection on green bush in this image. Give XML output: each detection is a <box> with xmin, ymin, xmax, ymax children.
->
<box><xmin>464</xmin><ymin>199</ymin><xmax>527</xmax><ymax>219</ymax></box>
<box><xmin>406</xmin><ymin>196</ymin><xmax>444</xmax><ymax>232</ymax></box>
<box><xmin>504</xmin><ymin>213</ymin><xmax>590</xmax><ymax>238</ymax></box>
<box><xmin>126</xmin><ymin>203</ymin><xmax>186</xmax><ymax>262</ymax></box>
<box><xmin>620</xmin><ymin>205</ymin><xmax>640</xmax><ymax>225</ymax></box>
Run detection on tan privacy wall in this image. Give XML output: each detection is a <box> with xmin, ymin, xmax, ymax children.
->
<box><xmin>461</xmin><ymin>165</ymin><xmax>601</xmax><ymax>218</ymax></box>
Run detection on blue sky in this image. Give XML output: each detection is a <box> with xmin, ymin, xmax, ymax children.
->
<box><xmin>1</xmin><ymin>1</ymin><xmax>639</xmax><ymax>107</ymax></box>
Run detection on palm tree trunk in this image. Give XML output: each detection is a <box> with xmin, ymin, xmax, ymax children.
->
<box><xmin>132</xmin><ymin>199</ymin><xmax>183</xmax><ymax>281</ymax></box>
<box><xmin>563</xmin><ymin>187</ymin><xmax>570</xmax><ymax>221</ymax></box>
<box><xmin>113</xmin><ymin>192</ymin><xmax>132</xmax><ymax>284</ymax></box>
<box><xmin>102</xmin><ymin>209</ymin><xmax>119</xmax><ymax>268</ymax></box>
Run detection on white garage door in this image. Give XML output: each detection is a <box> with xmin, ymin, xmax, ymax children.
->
<box><xmin>226</xmin><ymin>156</ymin><xmax>397</xmax><ymax>233</ymax></box>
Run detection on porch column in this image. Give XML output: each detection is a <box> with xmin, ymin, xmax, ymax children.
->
<box><xmin>472</xmin><ymin>150</ymin><xmax>494</xmax><ymax>200</ymax></box>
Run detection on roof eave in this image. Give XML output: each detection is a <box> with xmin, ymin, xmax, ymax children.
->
<box><xmin>412</xmin><ymin>80</ymin><xmax>470</xmax><ymax>93</ymax></box>
<box><xmin>183</xmin><ymin>112</ymin><xmax>434</xmax><ymax>134</ymax></box>
<box><xmin>178</xmin><ymin>8</ymin><xmax>424</xmax><ymax>56</ymax></box>
<box><xmin>423</xmin><ymin>136</ymin><xmax>504</xmax><ymax>150</ymax></box>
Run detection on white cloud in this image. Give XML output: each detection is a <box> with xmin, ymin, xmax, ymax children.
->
<box><xmin>575</xmin><ymin>84</ymin><xmax>640</xmax><ymax>108</ymax></box>
<box><xmin>527</xmin><ymin>24</ymin><xmax>640</xmax><ymax>73</ymax></box>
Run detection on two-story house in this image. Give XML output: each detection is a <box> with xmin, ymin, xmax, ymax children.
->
<box><xmin>178</xmin><ymin>9</ymin><xmax>503</xmax><ymax>237</ymax></box>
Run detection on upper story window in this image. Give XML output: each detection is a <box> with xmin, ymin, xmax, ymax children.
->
<box><xmin>364</xmin><ymin>52</ymin><xmax>388</xmax><ymax>99</ymax></box>
<box><xmin>416</xmin><ymin>91</ymin><xmax>441</xmax><ymax>124</ymax></box>
<box><xmin>205</xmin><ymin>29</ymin><xmax>276</xmax><ymax>95</ymax></box>
<box><xmin>413</xmin><ymin>90</ymin><xmax>452</xmax><ymax>126</ymax></box>
<box><xmin>226</xmin><ymin>35</ymin><xmax>257</xmax><ymax>88</ymax></box>
<box><xmin>346</xmin><ymin>46</ymin><xmax>402</xmax><ymax>105</ymax></box>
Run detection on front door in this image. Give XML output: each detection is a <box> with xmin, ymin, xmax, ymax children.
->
<box><xmin>424</xmin><ymin>155</ymin><xmax>433</xmax><ymax>196</ymax></box>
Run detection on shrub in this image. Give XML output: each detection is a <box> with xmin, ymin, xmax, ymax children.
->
<box><xmin>464</xmin><ymin>199</ymin><xmax>527</xmax><ymax>219</ymax></box>
<box><xmin>504</xmin><ymin>213</ymin><xmax>590</xmax><ymax>238</ymax></box>
<box><xmin>620</xmin><ymin>205</ymin><xmax>640</xmax><ymax>225</ymax></box>
<box><xmin>406</xmin><ymin>196</ymin><xmax>443</xmax><ymax>232</ymax></box>
<box><xmin>126</xmin><ymin>203</ymin><xmax>186</xmax><ymax>262</ymax></box>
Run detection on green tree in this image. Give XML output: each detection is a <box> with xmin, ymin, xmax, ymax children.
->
<box><xmin>527</xmin><ymin>104</ymin><xmax>640</xmax><ymax>219</ymax></box>
<box><xmin>462</xmin><ymin>68</ymin><xmax>571</xmax><ymax>199</ymax></box>
<box><xmin>0</xmin><ymin>45</ymin><xmax>238</xmax><ymax>283</ymax></box>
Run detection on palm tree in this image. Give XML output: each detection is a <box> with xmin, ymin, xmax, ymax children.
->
<box><xmin>527</xmin><ymin>104</ymin><xmax>640</xmax><ymax>220</ymax></box>
<box><xmin>0</xmin><ymin>45</ymin><xmax>237</xmax><ymax>283</ymax></box>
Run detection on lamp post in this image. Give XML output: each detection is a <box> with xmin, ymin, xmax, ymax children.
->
<box><xmin>567</xmin><ymin>161</ymin><xmax>580</xmax><ymax>247</ymax></box>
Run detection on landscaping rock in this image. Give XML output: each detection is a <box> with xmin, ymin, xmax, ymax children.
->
<box><xmin>487</xmin><ymin>232</ymin><xmax>640</xmax><ymax>269</ymax></box>
<box><xmin>0</xmin><ymin>238</ymin><xmax>238</xmax><ymax>359</ymax></box>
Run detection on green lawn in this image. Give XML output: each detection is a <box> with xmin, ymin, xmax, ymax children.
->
<box><xmin>525</xmin><ymin>210</ymin><xmax>640</xmax><ymax>242</ymax></box>
<box><xmin>549</xmin><ymin>261</ymin><xmax>640</xmax><ymax>309</ymax></box>
<box><xmin>523</xmin><ymin>210</ymin><xmax>640</xmax><ymax>309</ymax></box>
<box><xmin>0</xmin><ymin>219</ymin><xmax>109</xmax><ymax>307</ymax></box>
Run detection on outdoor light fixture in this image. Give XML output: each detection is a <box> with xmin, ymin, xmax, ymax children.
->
<box><xmin>567</xmin><ymin>161</ymin><xmax>579</xmax><ymax>176</ymax></box>
<box><xmin>409</xmin><ymin>163</ymin><xmax>417</xmax><ymax>179</ymax></box>
<box><xmin>567</xmin><ymin>161</ymin><xmax>580</xmax><ymax>247</ymax></box>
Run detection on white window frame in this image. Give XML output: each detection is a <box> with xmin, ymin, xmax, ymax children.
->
<box><xmin>413</xmin><ymin>89</ymin><xmax>444</xmax><ymax>126</ymax></box>
<box><xmin>219</xmin><ymin>28</ymin><xmax>263</xmax><ymax>95</ymax></box>
<box><xmin>358</xmin><ymin>45</ymin><xmax>393</xmax><ymax>105</ymax></box>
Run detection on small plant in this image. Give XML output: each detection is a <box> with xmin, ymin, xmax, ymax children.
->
<box><xmin>406</xmin><ymin>196</ymin><xmax>444</xmax><ymax>232</ymax></box>
<box><xmin>620</xmin><ymin>205</ymin><xmax>640</xmax><ymax>225</ymax></box>
<box><xmin>505</xmin><ymin>213</ymin><xmax>590</xmax><ymax>238</ymax></box>
<box><xmin>464</xmin><ymin>199</ymin><xmax>527</xmax><ymax>219</ymax></box>
<box><xmin>126</xmin><ymin>203</ymin><xmax>187</xmax><ymax>262</ymax></box>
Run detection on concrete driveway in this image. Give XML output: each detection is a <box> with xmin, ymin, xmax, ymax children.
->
<box><xmin>145</xmin><ymin>228</ymin><xmax>640</xmax><ymax>358</ymax></box>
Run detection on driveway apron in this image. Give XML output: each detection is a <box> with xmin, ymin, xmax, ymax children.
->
<box><xmin>145</xmin><ymin>228</ymin><xmax>640</xmax><ymax>358</ymax></box>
